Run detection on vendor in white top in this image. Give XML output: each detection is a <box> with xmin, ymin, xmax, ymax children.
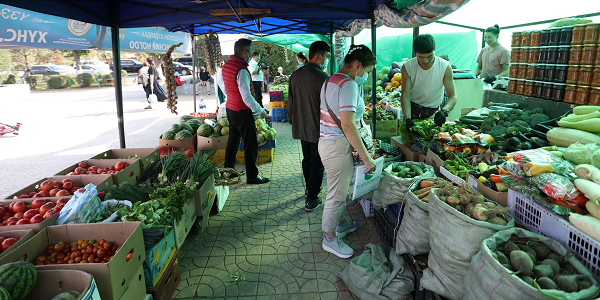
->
<box><xmin>401</xmin><ymin>34</ymin><xmax>457</xmax><ymax>128</ymax></box>
<box><xmin>247</xmin><ymin>51</ymin><xmax>266</xmax><ymax>109</ymax></box>
<box><xmin>475</xmin><ymin>25</ymin><xmax>510</xmax><ymax>84</ymax></box>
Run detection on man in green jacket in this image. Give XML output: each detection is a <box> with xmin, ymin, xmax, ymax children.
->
<box><xmin>287</xmin><ymin>41</ymin><xmax>331</xmax><ymax>211</ymax></box>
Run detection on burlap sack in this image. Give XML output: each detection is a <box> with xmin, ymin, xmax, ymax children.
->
<box><xmin>419</xmin><ymin>189</ymin><xmax>515</xmax><ymax>300</ymax></box>
<box><xmin>395</xmin><ymin>181</ymin><xmax>430</xmax><ymax>255</ymax></box>
<box><xmin>465</xmin><ymin>228</ymin><xmax>599</xmax><ymax>300</ymax></box>
<box><xmin>372</xmin><ymin>161</ymin><xmax>435</xmax><ymax>210</ymax></box>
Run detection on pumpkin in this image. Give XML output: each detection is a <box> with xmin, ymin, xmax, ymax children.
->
<box><xmin>393</xmin><ymin>72</ymin><xmax>402</xmax><ymax>82</ymax></box>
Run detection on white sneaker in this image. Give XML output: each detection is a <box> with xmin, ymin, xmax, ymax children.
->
<box><xmin>335</xmin><ymin>220</ymin><xmax>358</xmax><ymax>239</ymax></box>
<box><xmin>322</xmin><ymin>234</ymin><xmax>354</xmax><ymax>259</ymax></box>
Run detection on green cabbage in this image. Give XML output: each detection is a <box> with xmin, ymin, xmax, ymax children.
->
<box><xmin>591</xmin><ymin>148</ymin><xmax>600</xmax><ymax>169</ymax></box>
<box><xmin>564</xmin><ymin>143</ymin><xmax>599</xmax><ymax>165</ymax></box>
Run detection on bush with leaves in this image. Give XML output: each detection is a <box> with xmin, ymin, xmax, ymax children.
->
<box><xmin>76</xmin><ymin>73</ymin><xmax>94</xmax><ymax>87</ymax></box>
<box><xmin>47</xmin><ymin>75</ymin><xmax>69</xmax><ymax>89</ymax></box>
<box><xmin>2</xmin><ymin>74</ymin><xmax>16</xmax><ymax>84</ymax></box>
<box><xmin>25</xmin><ymin>75</ymin><xmax>44</xmax><ymax>89</ymax></box>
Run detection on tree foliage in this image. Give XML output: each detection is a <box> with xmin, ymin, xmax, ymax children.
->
<box><xmin>251</xmin><ymin>41</ymin><xmax>297</xmax><ymax>81</ymax></box>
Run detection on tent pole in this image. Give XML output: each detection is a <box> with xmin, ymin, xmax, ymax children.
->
<box><xmin>329</xmin><ymin>23</ymin><xmax>334</xmax><ymax>75</ymax></box>
<box><xmin>481</xmin><ymin>30</ymin><xmax>486</xmax><ymax>49</ymax></box>
<box><xmin>412</xmin><ymin>27</ymin><xmax>419</xmax><ymax>58</ymax></box>
<box><xmin>192</xmin><ymin>34</ymin><xmax>197</xmax><ymax>112</ymax></box>
<box><xmin>109</xmin><ymin>3</ymin><xmax>125</xmax><ymax>148</ymax></box>
<box><xmin>371</xmin><ymin>2</ymin><xmax>377</xmax><ymax>139</ymax></box>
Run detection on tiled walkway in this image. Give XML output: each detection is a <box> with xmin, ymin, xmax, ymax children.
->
<box><xmin>174</xmin><ymin>122</ymin><xmax>383</xmax><ymax>300</ymax></box>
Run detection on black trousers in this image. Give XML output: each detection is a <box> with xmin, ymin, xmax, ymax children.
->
<box><xmin>301</xmin><ymin>140</ymin><xmax>324</xmax><ymax>199</ymax></box>
<box><xmin>252</xmin><ymin>81</ymin><xmax>265</xmax><ymax>109</ymax></box>
<box><xmin>225</xmin><ymin>108</ymin><xmax>259</xmax><ymax>179</ymax></box>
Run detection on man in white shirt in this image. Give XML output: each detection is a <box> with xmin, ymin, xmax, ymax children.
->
<box><xmin>248</xmin><ymin>51</ymin><xmax>266</xmax><ymax>110</ymax></box>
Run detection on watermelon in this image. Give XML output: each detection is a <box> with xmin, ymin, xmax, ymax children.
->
<box><xmin>186</xmin><ymin>119</ymin><xmax>202</xmax><ymax>132</ymax></box>
<box><xmin>50</xmin><ymin>291</ymin><xmax>80</xmax><ymax>300</ymax></box>
<box><xmin>175</xmin><ymin>130</ymin><xmax>192</xmax><ymax>140</ymax></box>
<box><xmin>197</xmin><ymin>124</ymin><xmax>213</xmax><ymax>137</ymax></box>
<box><xmin>170</xmin><ymin>124</ymin><xmax>182</xmax><ymax>133</ymax></box>
<box><xmin>0</xmin><ymin>262</ymin><xmax>36</xmax><ymax>300</ymax></box>
<box><xmin>161</xmin><ymin>131</ymin><xmax>176</xmax><ymax>140</ymax></box>
<box><xmin>263</xmin><ymin>130</ymin><xmax>273</xmax><ymax>141</ymax></box>
<box><xmin>213</xmin><ymin>124</ymin><xmax>223</xmax><ymax>135</ymax></box>
<box><xmin>180</xmin><ymin>115</ymin><xmax>195</xmax><ymax>123</ymax></box>
<box><xmin>180</xmin><ymin>123</ymin><xmax>193</xmax><ymax>133</ymax></box>
<box><xmin>219</xmin><ymin>117</ymin><xmax>229</xmax><ymax>127</ymax></box>
<box><xmin>257</xmin><ymin>133</ymin><xmax>265</xmax><ymax>143</ymax></box>
<box><xmin>0</xmin><ymin>286</ymin><xmax>10</xmax><ymax>300</ymax></box>
<box><xmin>255</xmin><ymin>119</ymin><xmax>265</xmax><ymax>127</ymax></box>
<box><xmin>221</xmin><ymin>127</ymin><xmax>229</xmax><ymax>136</ymax></box>
<box><xmin>208</xmin><ymin>133</ymin><xmax>221</xmax><ymax>138</ymax></box>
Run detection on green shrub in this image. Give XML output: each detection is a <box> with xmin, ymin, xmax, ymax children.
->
<box><xmin>47</xmin><ymin>75</ymin><xmax>69</xmax><ymax>89</ymax></box>
<box><xmin>2</xmin><ymin>74</ymin><xmax>15</xmax><ymax>84</ymax></box>
<box><xmin>25</xmin><ymin>75</ymin><xmax>44</xmax><ymax>89</ymax></box>
<box><xmin>121</xmin><ymin>69</ymin><xmax>128</xmax><ymax>79</ymax></box>
<box><xmin>76</xmin><ymin>73</ymin><xmax>93</xmax><ymax>87</ymax></box>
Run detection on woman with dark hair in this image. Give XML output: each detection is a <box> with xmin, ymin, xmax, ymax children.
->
<box><xmin>476</xmin><ymin>25</ymin><xmax>510</xmax><ymax>83</ymax></box>
<box><xmin>144</xmin><ymin>57</ymin><xmax>168</xmax><ymax>106</ymax></box>
<box><xmin>296</xmin><ymin>52</ymin><xmax>307</xmax><ymax>68</ymax></box>
<box><xmin>319</xmin><ymin>44</ymin><xmax>376</xmax><ymax>259</ymax></box>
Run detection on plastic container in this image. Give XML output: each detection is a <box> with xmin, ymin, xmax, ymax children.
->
<box><xmin>538</xmin><ymin>46</ymin><xmax>548</xmax><ymax>63</ymax></box>
<box><xmin>593</xmin><ymin>67</ymin><xmax>600</xmax><ymax>87</ymax></box>
<box><xmin>556</xmin><ymin>46</ymin><xmax>570</xmax><ymax>64</ymax></box>
<box><xmin>578</xmin><ymin>65</ymin><xmax>593</xmax><ymax>86</ymax></box>
<box><xmin>551</xmin><ymin>83</ymin><xmax>565</xmax><ymax>101</ymax></box>
<box><xmin>543</xmin><ymin>64</ymin><xmax>556</xmax><ymax>82</ymax></box>
<box><xmin>542</xmin><ymin>82</ymin><xmax>553</xmax><ymax>100</ymax></box>
<box><xmin>581</xmin><ymin>45</ymin><xmax>597</xmax><ymax>65</ymax></box>
<box><xmin>517</xmin><ymin>64</ymin><xmax>527</xmax><ymax>79</ymax></box>
<box><xmin>575</xmin><ymin>85</ymin><xmax>591</xmax><ymax>105</ymax></box>
<box><xmin>528</xmin><ymin>47</ymin><xmax>540</xmax><ymax>63</ymax></box>
<box><xmin>511</xmin><ymin>32</ymin><xmax>522</xmax><ymax>47</ymax></box>
<box><xmin>540</xmin><ymin>28</ymin><xmax>551</xmax><ymax>46</ymax></box>
<box><xmin>584</xmin><ymin>23</ymin><xmax>600</xmax><ymax>45</ymax></box>
<box><xmin>535</xmin><ymin>64</ymin><xmax>546</xmax><ymax>81</ymax></box>
<box><xmin>560</xmin><ymin>26</ymin><xmax>574</xmax><ymax>45</ymax></box>
<box><xmin>564</xmin><ymin>84</ymin><xmax>577</xmax><ymax>103</ymax></box>
<box><xmin>525</xmin><ymin>64</ymin><xmax>537</xmax><ymax>80</ymax></box>
<box><xmin>524</xmin><ymin>80</ymin><xmax>535</xmax><ymax>97</ymax></box>
<box><xmin>530</xmin><ymin>30</ymin><xmax>542</xmax><ymax>47</ymax></box>
<box><xmin>509</xmin><ymin>64</ymin><xmax>519</xmax><ymax>78</ymax></box>
<box><xmin>554</xmin><ymin>65</ymin><xmax>568</xmax><ymax>83</ymax></box>
<box><xmin>546</xmin><ymin>46</ymin><xmax>558</xmax><ymax>64</ymax></box>
<box><xmin>590</xmin><ymin>87</ymin><xmax>600</xmax><ymax>105</ymax></box>
<box><xmin>272</xmin><ymin>108</ymin><xmax>288</xmax><ymax>122</ymax></box>
<box><xmin>520</xmin><ymin>31</ymin><xmax>531</xmax><ymax>47</ymax></box>
<box><xmin>566</xmin><ymin>65</ymin><xmax>580</xmax><ymax>84</ymax></box>
<box><xmin>533</xmin><ymin>81</ymin><xmax>544</xmax><ymax>98</ymax></box>
<box><xmin>572</xmin><ymin>24</ymin><xmax>586</xmax><ymax>45</ymax></box>
<box><xmin>516</xmin><ymin>80</ymin><xmax>526</xmax><ymax>95</ymax></box>
<box><xmin>508</xmin><ymin>79</ymin><xmax>517</xmax><ymax>94</ymax></box>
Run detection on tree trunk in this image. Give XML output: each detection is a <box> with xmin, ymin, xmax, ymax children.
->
<box><xmin>23</xmin><ymin>50</ymin><xmax>30</xmax><ymax>76</ymax></box>
<box><xmin>72</xmin><ymin>50</ymin><xmax>81</xmax><ymax>70</ymax></box>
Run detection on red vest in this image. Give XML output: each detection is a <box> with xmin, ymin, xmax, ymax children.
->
<box><xmin>223</xmin><ymin>55</ymin><xmax>255</xmax><ymax>111</ymax></box>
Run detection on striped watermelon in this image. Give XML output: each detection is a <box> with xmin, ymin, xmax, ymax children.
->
<box><xmin>0</xmin><ymin>262</ymin><xmax>36</xmax><ymax>300</ymax></box>
<box><xmin>186</xmin><ymin>119</ymin><xmax>202</xmax><ymax>132</ymax></box>
<box><xmin>0</xmin><ymin>286</ymin><xmax>10</xmax><ymax>300</ymax></box>
<box><xmin>180</xmin><ymin>123</ymin><xmax>193</xmax><ymax>133</ymax></box>
<box><xmin>179</xmin><ymin>115</ymin><xmax>195</xmax><ymax>123</ymax></box>
<box><xmin>170</xmin><ymin>124</ymin><xmax>182</xmax><ymax>133</ymax></box>
<box><xmin>50</xmin><ymin>291</ymin><xmax>81</xmax><ymax>300</ymax></box>
<box><xmin>175</xmin><ymin>130</ymin><xmax>192</xmax><ymax>140</ymax></box>
<box><xmin>161</xmin><ymin>131</ymin><xmax>176</xmax><ymax>140</ymax></box>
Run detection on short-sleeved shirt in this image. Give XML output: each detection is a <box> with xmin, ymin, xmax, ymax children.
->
<box><xmin>248</xmin><ymin>59</ymin><xmax>264</xmax><ymax>82</ymax></box>
<box><xmin>477</xmin><ymin>45</ymin><xmax>510</xmax><ymax>78</ymax></box>
<box><xmin>200</xmin><ymin>71</ymin><xmax>210</xmax><ymax>81</ymax></box>
<box><xmin>403</xmin><ymin>56</ymin><xmax>449</xmax><ymax>108</ymax></box>
<box><xmin>320</xmin><ymin>73</ymin><xmax>364</xmax><ymax>139</ymax></box>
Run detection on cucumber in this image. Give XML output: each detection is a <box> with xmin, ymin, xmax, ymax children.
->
<box><xmin>488</xmin><ymin>102</ymin><xmax>519</xmax><ymax>108</ymax></box>
<box><xmin>459</xmin><ymin>116</ymin><xmax>485</xmax><ymax>125</ymax></box>
<box><xmin>411</xmin><ymin>165</ymin><xmax>424</xmax><ymax>176</ymax></box>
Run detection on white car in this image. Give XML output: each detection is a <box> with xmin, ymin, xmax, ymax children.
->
<box><xmin>79</xmin><ymin>65</ymin><xmax>112</xmax><ymax>75</ymax></box>
<box><xmin>74</xmin><ymin>60</ymin><xmax>110</xmax><ymax>70</ymax></box>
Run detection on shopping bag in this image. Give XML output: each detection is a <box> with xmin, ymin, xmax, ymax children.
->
<box><xmin>350</xmin><ymin>157</ymin><xmax>384</xmax><ymax>201</ymax></box>
<box><xmin>148</xmin><ymin>93</ymin><xmax>158</xmax><ymax>104</ymax></box>
<box><xmin>57</xmin><ymin>183</ymin><xmax>104</xmax><ymax>224</ymax></box>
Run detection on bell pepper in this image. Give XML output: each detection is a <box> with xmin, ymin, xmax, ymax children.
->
<box><xmin>478</xmin><ymin>176</ymin><xmax>488</xmax><ymax>183</ymax></box>
<box><xmin>478</xmin><ymin>163</ymin><xmax>489</xmax><ymax>173</ymax></box>
<box><xmin>495</xmin><ymin>182</ymin><xmax>508</xmax><ymax>192</ymax></box>
<box><xmin>490</xmin><ymin>174</ymin><xmax>503</xmax><ymax>183</ymax></box>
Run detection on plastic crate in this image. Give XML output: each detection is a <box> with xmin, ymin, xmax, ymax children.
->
<box><xmin>271</xmin><ymin>108</ymin><xmax>288</xmax><ymax>122</ymax></box>
<box><xmin>404</xmin><ymin>254</ymin><xmax>443</xmax><ymax>300</ymax></box>
<box><xmin>268</xmin><ymin>90</ymin><xmax>283</xmax><ymax>102</ymax></box>
<box><xmin>374</xmin><ymin>203</ymin><xmax>404</xmax><ymax>247</ymax></box>
<box><xmin>359</xmin><ymin>198</ymin><xmax>374</xmax><ymax>218</ymax></box>
<box><xmin>269</xmin><ymin>101</ymin><xmax>286</xmax><ymax>109</ymax></box>
<box><xmin>378</xmin><ymin>141</ymin><xmax>402</xmax><ymax>156</ymax></box>
<box><xmin>508</xmin><ymin>189</ymin><xmax>600</xmax><ymax>280</ymax></box>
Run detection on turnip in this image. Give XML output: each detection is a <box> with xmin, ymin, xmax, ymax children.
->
<box><xmin>510</xmin><ymin>250</ymin><xmax>534</xmax><ymax>275</ymax></box>
<box><xmin>536</xmin><ymin>277</ymin><xmax>558</xmax><ymax>290</ymax></box>
<box><xmin>533</xmin><ymin>264</ymin><xmax>555</xmax><ymax>279</ymax></box>
<box><xmin>472</xmin><ymin>203</ymin><xmax>511</xmax><ymax>222</ymax></box>
<box><xmin>569</xmin><ymin>213</ymin><xmax>600</xmax><ymax>241</ymax></box>
<box><xmin>519</xmin><ymin>275</ymin><xmax>535</xmax><ymax>286</ymax></box>
<box><xmin>574</xmin><ymin>178</ymin><xmax>600</xmax><ymax>205</ymax></box>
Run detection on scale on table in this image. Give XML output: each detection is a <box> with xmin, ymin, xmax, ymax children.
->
<box><xmin>492</xmin><ymin>77</ymin><xmax>509</xmax><ymax>91</ymax></box>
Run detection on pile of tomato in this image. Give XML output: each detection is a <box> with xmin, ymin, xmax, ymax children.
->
<box><xmin>0</xmin><ymin>198</ymin><xmax>68</xmax><ymax>226</ymax></box>
<box><xmin>16</xmin><ymin>178</ymin><xmax>80</xmax><ymax>199</ymax></box>
<box><xmin>189</xmin><ymin>112</ymin><xmax>216</xmax><ymax>118</ymax></box>
<box><xmin>71</xmin><ymin>161</ymin><xmax>130</xmax><ymax>175</ymax></box>
<box><xmin>34</xmin><ymin>239</ymin><xmax>131</xmax><ymax>265</ymax></box>
<box><xmin>0</xmin><ymin>237</ymin><xmax>20</xmax><ymax>253</ymax></box>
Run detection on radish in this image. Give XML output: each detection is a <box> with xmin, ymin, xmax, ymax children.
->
<box><xmin>586</xmin><ymin>201</ymin><xmax>600</xmax><ymax>219</ymax></box>
<box><xmin>574</xmin><ymin>178</ymin><xmax>600</xmax><ymax>205</ymax></box>
<box><xmin>569</xmin><ymin>213</ymin><xmax>600</xmax><ymax>242</ymax></box>
<box><xmin>575</xmin><ymin>164</ymin><xmax>600</xmax><ymax>185</ymax></box>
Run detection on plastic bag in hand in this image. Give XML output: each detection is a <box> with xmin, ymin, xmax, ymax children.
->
<box><xmin>57</xmin><ymin>183</ymin><xmax>104</xmax><ymax>224</ymax></box>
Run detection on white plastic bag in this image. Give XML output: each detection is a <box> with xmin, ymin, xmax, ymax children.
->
<box><xmin>148</xmin><ymin>93</ymin><xmax>158</xmax><ymax>104</ymax></box>
<box><xmin>57</xmin><ymin>183</ymin><xmax>104</xmax><ymax>224</ymax></box>
<box><xmin>100</xmin><ymin>200</ymin><xmax>133</xmax><ymax>223</ymax></box>
<box><xmin>217</xmin><ymin>101</ymin><xmax>227</xmax><ymax>119</ymax></box>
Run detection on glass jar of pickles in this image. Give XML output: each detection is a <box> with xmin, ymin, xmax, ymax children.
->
<box><xmin>546</xmin><ymin>46</ymin><xmax>558</xmax><ymax>64</ymax></box>
<box><xmin>512</xmin><ymin>48</ymin><xmax>522</xmax><ymax>63</ymax></box>
<box><xmin>551</xmin><ymin>83</ymin><xmax>566</xmax><ymax>101</ymax></box>
<box><xmin>572</xmin><ymin>24</ymin><xmax>586</xmax><ymax>45</ymax></box>
<box><xmin>579</xmin><ymin>65</ymin><xmax>593</xmax><ymax>86</ymax></box>
<box><xmin>590</xmin><ymin>87</ymin><xmax>600</xmax><ymax>105</ymax></box>
<box><xmin>520</xmin><ymin>31</ymin><xmax>531</xmax><ymax>47</ymax></box>
<box><xmin>538</xmin><ymin>47</ymin><xmax>548</xmax><ymax>63</ymax></box>
<box><xmin>556</xmin><ymin>46</ymin><xmax>570</xmax><ymax>64</ymax></box>
<box><xmin>569</xmin><ymin>45</ymin><xmax>583</xmax><ymax>65</ymax></box>
<box><xmin>509</xmin><ymin>64</ymin><xmax>519</xmax><ymax>78</ymax></box>
<box><xmin>534</xmin><ymin>81</ymin><xmax>544</xmax><ymax>98</ymax></box>
<box><xmin>526</xmin><ymin>64</ymin><xmax>537</xmax><ymax>80</ymax></box>
<box><xmin>508</xmin><ymin>80</ymin><xmax>517</xmax><ymax>94</ymax></box>
<box><xmin>560</xmin><ymin>26</ymin><xmax>574</xmax><ymax>45</ymax></box>
<box><xmin>566</xmin><ymin>65</ymin><xmax>580</xmax><ymax>84</ymax></box>
<box><xmin>583</xmin><ymin>23</ymin><xmax>600</xmax><ymax>44</ymax></box>
<box><xmin>524</xmin><ymin>80</ymin><xmax>535</xmax><ymax>97</ymax></box>
<box><xmin>581</xmin><ymin>45</ymin><xmax>597</xmax><ymax>65</ymax></box>
<box><xmin>549</xmin><ymin>28</ymin><xmax>561</xmax><ymax>46</ymax></box>
<box><xmin>536</xmin><ymin>64</ymin><xmax>546</xmax><ymax>81</ymax></box>
<box><xmin>528</xmin><ymin>47</ymin><xmax>540</xmax><ymax>63</ymax></box>
<box><xmin>544</xmin><ymin>65</ymin><xmax>556</xmax><ymax>82</ymax></box>
<box><xmin>517</xmin><ymin>64</ymin><xmax>527</xmax><ymax>79</ymax></box>
<box><xmin>531</xmin><ymin>30</ymin><xmax>542</xmax><ymax>47</ymax></box>
<box><xmin>516</xmin><ymin>80</ymin><xmax>526</xmax><ymax>95</ymax></box>
<box><xmin>592</xmin><ymin>67</ymin><xmax>600</xmax><ymax>87</ymax></box>
<box><xmin>575</xmin><ymin>86</ymin><xmax>591</xmax><ymax>105</ymax></box>
<box><xmin>554</xmin><ymin>65</ymin><xmax>568</xmax><ymax>83</ymax></box>
<box><xmin>564</xmin><ymin>84</ymin><xmax>577</xmax><ymax>103</ymax></box>
<box><xmin>511</xmin><ymin>32</ymin><xmax>522</xmax><ymax>47</ymax></box>
<box><xmin>520</xmin><ymin>48</ymin><xmax>530</xmax><ymax>64</ymax></box>
<box><xmin>542</xmin><ymin>83</ymin><xmax>553</xmax><ymax>100</ymax></box>
<box><xmin>540</xmin><ymin>28</ymin><xmax>551</xmax><ymax>46</ymax></box>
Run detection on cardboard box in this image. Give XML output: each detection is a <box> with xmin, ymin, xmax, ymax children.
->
<box><xmin>366</xmin><ymin>119</ymin><xmax>399</xmax><ymax>137</ymax></box>
<box><xmin>424</xmin><ymin>149</ymin><xmax>447</xmax><ymax>177</ymax></box>
<box><xmin>159</xmin><ymin>135</ymin><xmax>196</xmax><ymax>151</ymax></box>
<box><xmin>121</xmin><ymin>265</ymin><xmax>147</xmax><ymax>300</ymax></box>
<box><xmin>143</xmin><ymin>228</ymin><xmax>176</xmax><ymax>289</ymax></box>
<box><xmin>0</xmin><ymin>222</ymin><xmax>146</xmax><ymax>300</ymax></box>
<box><xmin>391</xmin><ymin>136</ymin><xmax>421</xmax><ymax>162</ymax></box>
<box><xmin>201</xmin><ymin>149</ymin><xmax>226</xmax><ymax>164</ymax></box>
<box><xmin>147</xmin><ymin>254</ymin><xmax>180</xmax><ymax>300</ymax></box>
<box><xmin>0</xmin><ymin>229</ymin><xmax>34</xmax><ymax>259</ymax></box>
<box><xmin>199</xmin><ymin>189</ymin><xmax>216</xmax><ymax>233</ymax></box>
<box><xmin>56</xmin><ymin>159</ymin><xmax>141</xmax><ymax>186</ymax></box>
<box><xmin>236</xmin><ymin>148</ymin><xmax>274</xmax><ymax>164</ymax></box>
<box><xmin>7</xmin><ymin>175</ymin><xmax>112</xmax><ymax>200</ymax></box>
<box><xmin>194</xmin><ymin>174</ymin><xmax>215</xmax><ymax>217</ymax></box>
<box><xmin>197</xmin><ymin>135</ymin><xmax>229</xmax><ymax>151</ymax></box>
<box><xmin>90</xmin><ymin>148</ymin><xmax>159</xmax><ymax>176</ymax></box>
<box><xmin>0</xmin><ymin>198</ymin><xmax>61</xmax><ymax>233</ymax></box>
<box><xmin>440</xmin><ymin>166</ymin><xmax>466</xmax><ymax>186</ymax></box>
<box><xmin>467</xmin><ymin>174</ymin><xmax>509</xmax><ymax>207</ymax></box>
<box><xmin>173</xmin><ymin>198</ymin><xmax>196</xmax><ymax>249</ymax></box>
<box><xmin>238</xmin><ymin>139</ymin><xmax>276</xmax><ymax>150</ymax></box>
<box><xmin>215</xmin><ymin>185</ymin><xmax>230</xmax><ymax>213</ymax></box>
<box><xmin>26</xmin><ymin>269</ymin><xmax>101</xmax><ymax>300</ymax></box>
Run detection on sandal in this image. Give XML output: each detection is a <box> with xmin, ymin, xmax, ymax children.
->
<box><xmin>144</xmin><ymin>106</ymin><xmax>152</xmax><ymax>109</ymax></box>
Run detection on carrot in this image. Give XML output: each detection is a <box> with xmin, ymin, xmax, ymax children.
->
<box><xmin>414</xmin><ymin>186</ymin><xmax>434</xmax><ymax>195</ymax></box>
<box><xmin>419</xmin><ymin>180</ymin><xmax>435</xmax><ymax>189</ymax></box>
<box><xmin>586</xmin><ymin>201</ymin><xmax>600</xmax><ymax>219</ymax></box>
<box><xmin>569</xmin><ymin>213</ymin><xmax>600</xmax><ymax>242</ymax></box>
<box><xmin>416</xmin><ymin>190</ymin><xmax>430</xmax><ymax>199</ymax></box>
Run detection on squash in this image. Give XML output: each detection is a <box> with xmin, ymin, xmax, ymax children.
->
<box><xmin>573</xmin><ymin>105</ymin><xmax>600</xmax><ymax>115</ymax></box>
<box><xmin>557</xmin><ymin>118</ymin><xmax>600</xmax><ymax>132</ymax></box>
<box><xmin>560</xmin><ymin>111</ymin><xmax>600</xmax><ymax>122</ymax></box>
<box><xmin>546</xmin><ymin>127</ymin><xmax>600</xmax><ymax>147</ymax></box>
<box><xmin>569</xmin><ymin>213</ymin><xmax>600</xmax><ymax>241</ymax></box>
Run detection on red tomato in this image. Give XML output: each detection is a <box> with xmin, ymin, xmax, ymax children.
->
<box><xmin>54</xmin><ymin>242</ymin><xmax>66</xmax><ymax>252</ymax></box>
<box><xmin>33</xmin><ymin>193</ymin><xmax>45</xmax><ymax>198</ymax></box>
<box><xmin>27</xmin><ymin>192</ymin><xmax>36</xmax><ymax>198</ymax></box>
<box><xmin>16</xmin><ymin>219</ymin><xmax>30</xmax><ymax>225</ymax></box>
<box><xmin>30</xmin><ymin>214</ymin><xmax>44</xmax><ymax>224</ymax></box>
<box><xmin>39</xmin><ymin>203</ymin><xmax>55</xmax><ymax>215</ymax></box>
<box><xmin>97</xmin><ymin>191</ymin><xmax>105</xmax><ymax>200</ymax></box>
<box><xmin>0</xmin><ymin>237</ymin><xmax>5</xmax><ymax>244</ymax></box>
<box><xmin>52</xmin><ymin>181</ymin><xmax>61</xmax><ymax>189</ymax></box>
<box><xmin>36</xmin><ymin>255</ymin><xmax>46</xmax><ymax>263</ymax></box>
<box><xmin>56</xmin><ymin>190</ymin><xmax>70</xmax><ymax>197</ymax></box>
<box><xmin>49</xmin><ymin>188</ymin><xmax>59</xmax><ymax>197</ymax></box>
<box><xmin>126</xmin><ymin>253</ymin><xmax>133</xmax><ymax>262</ymax></box>
<box><xmin>1</xmin><ymin>238</ymin><xmax>17</xmax><ymax>252</ymax></box>
<box><xmin>97</xmin><ymin>248</ymin><xmax>107</xmax><ymax>258</ymax></box>
<box><xmin>13</xmin><ymin>212</ymin><xmax>23</xmax><ymax>220</ymax></box>
<box><xmin>6</xmin><ymin>221</ymin><xmax>16</xmax><ymax>226</ymax></box>
<box><xmin>62</xmin><ymin>181</ymin><xmax>73</xmax><ymax>190</ymax></box>
<box><xmin>8</xmin><ymin>203</ymin><xmax>15</xmax><ymax>212</ymax></box>
<box><xmin>114</xmin><ymin>162</ymin><xmax>124</xmax><ymax>171</ymax></box>
<box><xmin>43</xmin><ymin>208</ymin><xmax>59</xmax><ymax>219</ymax></box>
<box><xmin>78</xmin><ymin>162</ymin><xmax>87</xmax><ymax>168</ymax></box>
<box><xmin>31</xmin><ymin>199</ymin><xmax>46</xmax><ymax>209</ymax></box>
<box><xmin>12</xmin><ymin>201</ymin><xmax>26</xmax><ymax>213</ymax></box>
<box><xmin>57</xmin><ymin>198</ymin><xmax>68</xmax><ymax>205</ymax></box>
<box><xmin>0</xmin><ymin>207</ymin><xmax>5</xmax><ymax>218</ymax></box>
<box><xmin>6</xmin><ymin>217</ymin><xmax>17</xmax><ymax>224</ymax></box>
<box><xmin>40</xmin><ymin>190</ymin><xmax>50</xmax><ymax>197</ymax></box>
<box><xmin>23</xmin><ymin>209</ymin><xmax>38</xmax><ymax>219</ymax></box>
<box><xmin>96</xmin><ymin>169</ymin><xmax>104</xmax><ymax>174</ymax></box>
<box><xmin>17</xmin><ymin>195</ymin><xmax>29</xmax><ymax>199</ymax></box>
<box><xmin>40</xmin><ymin>180</ymin><xmax>54</xmax><ymax>192</ymax></box>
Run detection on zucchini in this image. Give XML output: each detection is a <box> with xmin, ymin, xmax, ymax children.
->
<box><xmin>398</xmin><ymin>168</ymin><xmax>409</xmax><ymax>177</ymax></box>
<box><xmin>573</xmin><ymin>105</ymin><xmax>600</xmax><ymax>115</ymax></box>
<box><xmin>547</xmin><ymin>127</ymin><xmax>600</xmax><ymax>147</ymax></box>
<box><xmin>459</xmin><ymin>116</ymin><xmax>485</xmax><ymax>125</ymax></box>
<box><xmin>534</xmin><ymin>124</ymin><xmax>553</xmax><ymax>133</ymax></box>
<box><xmin>518</xmin><ymin>141</ymin><xmax>533</xmax><ymax>150</ymax></box>
<box><xmin>557</xmin><ymin>118</ymin><xmax>600</xmax><ymax>133</ymax></box>
<box><xmin>509</xmin><ymin>137</ymin><xmax>521</xmax><ymax>147</ymax></box>
<box><xmin>504</xmin><ymin>145</ymin><xmax>521</xmax><ymax>153</ymax></box>
<box><xmin>530</xmin><ymin>137</ymin><xmax>551</xmax><ymax>148</ymax></box>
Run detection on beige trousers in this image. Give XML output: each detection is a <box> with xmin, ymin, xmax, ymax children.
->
<box><xmin>319</xmin><ymin>137</ymin><xmax>354</xmax><ymax>233</ymax></box>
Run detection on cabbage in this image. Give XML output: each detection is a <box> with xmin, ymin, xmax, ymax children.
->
<box><xmin>591</xmin><ymin>148</ymin><xmax>600</xmax><ymax>169</ymax></box>
<box><xmin>564</xmin><ymin>143</ymin><xmax>599</xmax><ymax>165</ymax></box>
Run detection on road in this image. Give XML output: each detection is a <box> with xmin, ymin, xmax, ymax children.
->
<box><xmin>0</xmin><ymin>81</ymin><xmax>221</xmax><ymax>199</ymax></box>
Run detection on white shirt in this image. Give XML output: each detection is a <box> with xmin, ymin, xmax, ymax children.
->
<box><xmin>237</xmin><ymin>69</ymin><xmax>264</xmax><ymax>114</ymax></box>
<box><xmin>248</xmin><ymin>59</ymin><xmax>264</xmax><ymax>82</ymax></box>
<box><xmin>215</xmin><ymin>67</ymin><xmax>226</xmax><ymax>97</ymax></box>
<box><xmin>404</xmin><ymin>56</ymin><xmax>449</xmax><ymax>108</ymax></box>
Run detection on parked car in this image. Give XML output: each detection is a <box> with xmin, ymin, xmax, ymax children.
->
<box><xmin>29</xmin><ymin>65</ymin><xmax>76</xmax><ymax>76</ymax></box>
<box><xmin>110</xmin><ymin>59</ymin><xmax>143</xmax><ymax>73</ymax></box>
<box><xmin>172</xmin><ymin>62</ymin><xmax>193</xmax><ymax>76</ymax></box>
<box><xmin>80</xmin><ymin>65</ymin><xmax>112</xmax><ymax>75</ymax></box>
<box><xmin>175</xmin><ymin>55</ymin><xmax>193</xmax><ymax>66</ymax></box>
<box><xmin>73</xmin><ymin>60</ymin><xmax>109</xmax><ymax>70</ymax></box>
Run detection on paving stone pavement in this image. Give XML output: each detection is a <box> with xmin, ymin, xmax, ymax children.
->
<box><xmin>174</xmin><ymin>121</ymin><xmax>382</xmax><ymax>300</ymax></box>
